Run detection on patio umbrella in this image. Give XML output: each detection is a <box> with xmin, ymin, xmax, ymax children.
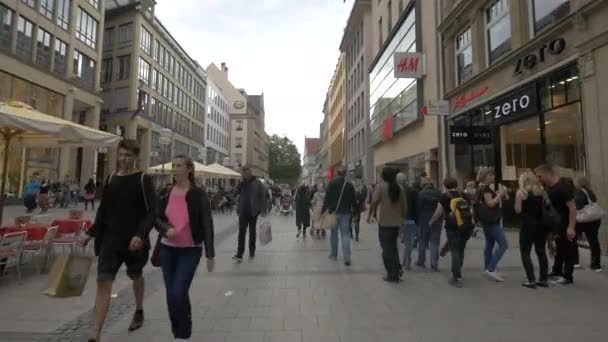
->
<box><xmin>0</xmin><ymin>101</ymin><xmax>121</xmax><ymax>224</ymax></box>
<box><xmin>207</xmin><ymin>163</ymin><xmax>241</xmax><ymax>179</ymax></box>
<box><xmin>148</xmin><ymin>161</ymin><xmax>215</xmax><ymax>175</ymax></box>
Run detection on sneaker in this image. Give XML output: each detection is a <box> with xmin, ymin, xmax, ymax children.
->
<box><xmin>430</xmin><ymin>266</ymin><xmax>439</xmax><ymax>272</ymax></box>
<box><xmin>522</xmin><ymin>282</ymin><xmax>537</xmax><ymax>289</ymax></box>
<box><xmin>415</xmin><ymin>262</ymin><xmax>426</xmax><ymax>269</ymax></box>
<box><xmin>344</xmin><ymin>261</ymin><xmax>351</xmax><ymax>266</ymax></box>
<box><xmin>249</xmin><ymin>254</ymin><xmax>255</xmax><ymax>260</ymax></box>
<box><xmin>552</xmin><ymin>277</ymin><xmax>573</xmax><ymax>286</ymax></box>
<box><xmin>128</xmin><ymin>310</ymin><xmax>144</xmax><ymax>331</ymax></box>
<box><xmin>232</xmin><ymin>256</ymin><xmax>243</xmax><ymax>263</ymax></box>
<box><xmin>536</xmin><ymin>281</ymin><xmax>549</xmax><ymax>288</ymax></box>
<box><xmin>328</xmin><ymin>255</ymin><xmax>337</xmax><ymax>260</ymax></box>
<box><xmin>449</xmin><ymin>278</ymin><xmax>463</xmax><ymax>288</ymax></box>
<box><xmin>590</xmin><ymin>266</ymin><xmax>603</xmax><ymax>273</ymax></box>
<box><xmin>296</xmin><ymin>232</ymin><xmax>300</xmax><ymax>238</ymax></box>
<box><xmin>574</xmin><ymin>264</ymin><xmax>581</xmax><ymax>269</ymax></box>
<box><xmin>547</xmin><ymin>272</ymin><xmax>562</xmax><ymax>280</ymax></box>
<box><xmin>484</xmin><ymin>270</ymin><xmax>505</xmax><ymax>282</ymax></box>
<box><xmin>382</xmin><ymin>276</ymin><xmax>400</xmax><ymax>283</ymax></box>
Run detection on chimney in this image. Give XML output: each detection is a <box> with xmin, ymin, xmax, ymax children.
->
<box><xmin>221</xmin><ymin>62</ymin><xmax>229</xmax><ymax>79</ymax></box>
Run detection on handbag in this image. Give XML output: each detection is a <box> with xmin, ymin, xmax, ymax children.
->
<box><xmin>473</xmin><ymin>186</ymin><xmax>502</xmax><ymax>224</ymax></box>
<box><xmin>320</xmin><ymin>180</ymin><xmax>348</xmax><ymax>230</ymax></box>
<box><xmin>576</xmin><ymin>189</ymin><xmax>605</xmax><ymax>223</ymax></box>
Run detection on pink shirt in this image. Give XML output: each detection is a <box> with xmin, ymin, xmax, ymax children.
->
<box><xmin>163</xmin><ymin>190</ymin><xmax>196</xmax><ymax>248</ymax></box>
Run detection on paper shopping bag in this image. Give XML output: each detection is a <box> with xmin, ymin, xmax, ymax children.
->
<box><xmin>43</xmin><ymin>254</ymin><xmax>93</xmax><ymax>297</ymax></box>
<box><xmin>258</xmin><ymin>219</ymin><xmax>272</xmax><ymax>246</ymax></box>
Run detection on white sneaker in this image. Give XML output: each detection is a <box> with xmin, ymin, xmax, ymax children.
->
<box><xmin>484</xmin><ymin>270</ymin><xmax>505</xmax><ymax>282</ymax></box>
<box><xmin>574</xmin><ymin>264</ymin><xmax>581</xmax><ymax>269</ymax></box>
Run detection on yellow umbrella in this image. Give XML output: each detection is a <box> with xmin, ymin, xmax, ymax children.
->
<box><xmin>0</xmin><ymin>101</ymin><xmax>120</xmax><ymax>223</ymax></box>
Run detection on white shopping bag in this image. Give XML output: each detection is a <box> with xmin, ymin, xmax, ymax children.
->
<box><xmin>258</xmin><ymin>218</ymin><xmax>272</xmax><ymax>246</ymax></box>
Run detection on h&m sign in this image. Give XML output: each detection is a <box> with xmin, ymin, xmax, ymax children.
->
<box><xmin>394</xmin><ymin>52</ymin><xmax>425</xmax><ymax>79</ymax></box>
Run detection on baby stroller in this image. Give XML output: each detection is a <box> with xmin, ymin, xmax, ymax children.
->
<box><xmin>280</xmin><ymin>194</ymin><xmax>293</xmax><ymax>216</ymax></box>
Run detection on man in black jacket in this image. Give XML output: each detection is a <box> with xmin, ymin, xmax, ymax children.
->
<box><xmin>322</xmin><ymin>167</ymin><xmax>356</xmax><ymax>265</ymax></box>
<box><xmin>83</xmin><ymin>139</ymin><xmax>157</xmax><ymax>342</ymax></box>
<box><xmin>233</xmin><ymin>165</ymin><xmax>267</xmax><ymax>263</ymax></box>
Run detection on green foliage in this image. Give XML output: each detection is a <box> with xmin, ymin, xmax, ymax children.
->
<box><xmin>269</xmin><ymin>134</ymin><xmax>301</xmax><ymax>184</ymax></box>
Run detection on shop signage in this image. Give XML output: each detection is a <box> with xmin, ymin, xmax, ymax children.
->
<box><xmin>453</xmin><ymin>86</ymin><xmax>489</xmax><ymax>109</ymax></box>
<box><xmin>394</xmin><ymin>52</ymin><xmax>424</xmax><ymax>79</ymax></box>
<box><xmin>450</xmin><ymin>126</ymin><xmax>492</xmax><ymax>145</ymax></box>
<box><xmin>514</xmin><ymin>38</ymin><xmax>566</xmax><ymax>75</ymax></box>
<box><xmin>381</xmin><ymin>113</ymin><xmax>394</xmax><ymax>142</ymax></box>
<box><xmin>422</xmin><ymin>99</ymin><xmax>450</xmax><ymax>116</ymax></box>
<box><xmin>490</xmin><ymin>85</ymin><xmax>537</xmax><ymax>125</ymax></box>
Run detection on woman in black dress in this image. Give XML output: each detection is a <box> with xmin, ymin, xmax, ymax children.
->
<box><xmin>295</xmin><ymin>185</ymin><xmax>311</xmax><ymax>238</ymax></box>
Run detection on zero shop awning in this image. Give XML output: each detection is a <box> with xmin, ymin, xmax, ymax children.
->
<box><xmin>0</xmin><ymin>101</ymin><xmax>120</xmax><ymax>147</ymax></box>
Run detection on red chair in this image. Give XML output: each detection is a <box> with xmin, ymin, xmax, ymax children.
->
<box><xmin>21</xmin><ymin>226</ymin><xmax>58</xmax><ymax>274</ymax></box>
<box><xmin>52</xmin><ymin>222</ymin><xmax>87</xmax><ymax>254</ymax></box>
<box><xmin>0</xmin><ymin>231</ymin><xmax>28</xmax><ymax>283</ymax></box>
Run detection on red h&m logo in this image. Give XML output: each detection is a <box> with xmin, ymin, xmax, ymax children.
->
<box><xmin>393</xmin><ymin>52</ymin><xmax>424</xmax><ymax>78</ymax></box>
<box><xmin>381</xmin><ymin>113</ymin><xmax>394</xmax><ymax>142</ymax></box>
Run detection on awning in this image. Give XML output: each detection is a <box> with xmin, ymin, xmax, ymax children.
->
<box><xmin>148</xmin><ymin>161</ymin><xmax>214</xmax><ymax>175</ymax></box>
<box><xmin>207</xmin><ymin>163</ymin><xmax>241</xmax><ymax>178</ymax></box>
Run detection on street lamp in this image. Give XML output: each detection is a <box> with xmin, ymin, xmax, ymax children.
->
<box><xmin>159</xmin><ymin>128</ymin><xmax>173</xmax><ymax>174</ymax></box>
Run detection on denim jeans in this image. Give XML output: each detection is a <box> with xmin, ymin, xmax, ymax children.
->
<box><xmin>445</xmin><ymin>227</ymin><xmax>471</xmax><ymax>280</ymax></box>
<box><xmin>62</xmin><ymin>191</ymin><xmax>71</xmax><ymax>208</ymax></box>
<box><xmin>417</xmin><ymin>214</ymin><xmax>442</xmax><ymax>269</ymax></box>
<box><xmin>402</xmin><ymin>220</ymin><xmax>418</xmax><ymax>268</ymax></box>
<box><xmin>160</xmin><ymin>244</ymin><xmax>202</xmax><ymax>339</ymax></box>
<box><xmin>483</xmin><ymin>223</ymin><xmax>508</xmax><ymax>272</ymax></box>
<box><xmin>378</xmin><ymin>226</ymin><xmax>400</xmax><ymax>279</ymax></box>
<box><xmin>330</xmin><ymin>214</ymin><xmax>352</xmax><ymax>262</ymax></box>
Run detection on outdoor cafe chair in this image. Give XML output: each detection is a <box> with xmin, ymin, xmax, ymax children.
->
<box><xmin>0</xmin><ymin>231</ymin><xmax>28</xmax><ymax>283</ymax></box>
<box><xmin>52</xmin><ymin>222</ymin><xmax>87</xmax><ymax>255</ymax></box>
<box><xmin>21</xmin><ymin>225</ymin><xmax>58</xmax><ymax>274</ymax></box>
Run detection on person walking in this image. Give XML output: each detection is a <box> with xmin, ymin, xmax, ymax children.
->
<box><xmin>322</xmin><ymin>167</ymin><xmax>356</xmax><ymax>266</ymax></box>
<box><xmin>84</xmin><ymin>179</ymin><xmax>96</xmax><ymax>211</ymax></box>
<box><xmin>351</xmin><ymin>186</ymin><xmax>365</xmax><ymax>242</ymax></box>
<box><xmin>70</xmin><ymin>181</ymin><xmax>80</xmax><ymax>207</ymax></box>
<box><xmin>367</xmin><ymin>167</ymin><xmax>407</xmax><ymax>283</ymax></box>
<box><xmin>573</xmin><ymin>176</ymin><xmax>603</xmax><ymax>272</ymax></box>
<box><xmin>416</xmin><ymin>177</ymin><xmax>442</xmax><ymax>271</ymax></box>
<box><xmin>61</xmin><ymin>176</ymin><xmax>71</xmax><ymax>208</ymax></box>
<box><xmin>156</xmin><ymin>155</ymin><xmax>215</xmax><ymax>341</ymax></box>
<box><xmin>430</xmin><ymin>177</ymin><xmax>474</xmax><ymax>288</ymax></box>
<box><xmin>37</xmin><ymin>179</ymin><xmax>50</xmax><ymax>213</ymax></box>
<box><xmin>476</xmin><ymin>167</ymin><xmax>509</xmax><ymax>282</ymax></box>
<box><xmin>514</xmin><ymin>172</ymin><xmax>549</xmax><ymax>289</ymax></box>
<box><xmin>233</xmin><ymin>165</ymin><xmax>266</xmax><ymax>263</ymax></box>
<box><xmin>311</xmin><ymin>184</ymin><xmax>326</xmax><ymax>239</ymax></box>
<box><xmin>295</xmin><ymin>185</ymin><xmax>311</xmax><ymax>238</ymax></box>
<box><xmin>535</xmin><ymin>164</ymin><xmax>577</xmax><ymax>285</ymax></box>
<box><xmin>82</xmin><ymin>139</ymin><xmax>157</xmax><ymax>342</ymax></box>
<box><xmin>396</xmin><ymin>173</ymin><xmax>418</xmax><ymax>271</ymax></box>
<box><xmin>23</xmin><ymin>175</ymin><xmax>40</xmax><ymax>213</ymax></box>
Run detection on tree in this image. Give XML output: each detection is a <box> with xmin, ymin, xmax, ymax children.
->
<box><xmin>269</xmin><ymin>134</ymin><xmax>302</xmax><ymax>184</ymax></box>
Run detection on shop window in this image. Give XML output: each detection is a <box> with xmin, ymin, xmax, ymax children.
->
<box><xmin>0</xmin><ymin>4</ymin><xmax>13</xmax><ymax>53</ymax></box>
<box><xmin>455</xmin><ymin>27</ymin><xmax>473</xmax><ymax>85</ymax></box>
<box><xmin>532</xmin><ymin>0</ymin><xmax>570</xmax><ymax>34</ymax></box>
<box><xmin>544</xmin><ymin>102</ymin><xmax>585</xmax><ymax>177</ymax></box>
<box><xmin>539</xmin><ymin>65</ymin><xmax>580</xmax><ymax>110</ymax></box>
<box><xmin>486</xmin><ymin>0</ymin><xmax>511</xmax><ymax>65</ymax></box>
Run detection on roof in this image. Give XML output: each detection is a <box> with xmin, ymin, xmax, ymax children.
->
<box><xmin>247</xmin><ymin>94</ymin><xmax>265</xmax><ymax>114</ymax></box>
<box><xmin>304</xmin><ymin>138</ymin><xmax>320</xmax><ymax>156</ymax></box>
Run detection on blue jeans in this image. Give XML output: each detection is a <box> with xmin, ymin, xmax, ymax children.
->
<box><xmin>483</xmin><ymin>223</ymin><xmax>508</xmax><ymax>272</ymax></box>
<box><xmin>417</xmin><ymin>214</ymin><xmax>442</xmax><ymax>269</ymax></box>
<box><xmin>330</xmin><ymin>214</ymin><xmax>352</xmax><ymax>262</ymax></box>
<box><xmin>160</xmin><ymin>244</ymin><xmax>202</xmax><ymax>339</ymax></box>
<box><xmin>62</xmin><ymin>191</ymin><xmax>71</xmax><ymax>208</ymax></box>
<box><xmin>402</xmin><ymin>220</ymin><xmax>418</xmax><ymax>268</ymax></box>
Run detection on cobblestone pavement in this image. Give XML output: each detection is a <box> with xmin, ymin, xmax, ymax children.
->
<box><xmin>1</xmin><ymin>211</ymin><xmax>607</xmax><ymax>342</ymax></box>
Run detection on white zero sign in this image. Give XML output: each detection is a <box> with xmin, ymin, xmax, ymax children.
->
<box><xmin>494</xmin><ymin>94</ymin><xmax>531</xmax><ymax>119</ymax></box>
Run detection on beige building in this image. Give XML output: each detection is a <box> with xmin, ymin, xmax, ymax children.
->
<box><xmin>207</xmin><ymin>62</ymin><xmax>269</xmax><ymax>178</ymax></box>
<box><xmin>0</xmin><ymin>0</ymin><xmax>105</xmax><ymax>192</ymax></box>
<box><xmin>327</xmin><ymin>53</ymin><xmax>346</xmax><ymax>171</ymax></box>
<box><xmin>438</xmin><ymin>0</ymin><xmax>608</xmax><ymax>248</ymax></box>
<box><xmin>100</xmin><ymin>0</ymin><xmax>206</xmax><ymax>177</ymax></box>
<box><xmin>340</xmin><ymin>0</ymin><xmax>374</xmax><ymax>183</ymax></box>
<box><xmin>367</xmin><ymin>0</ymin><xmax>442</xmax><ymax>184</ymax></box>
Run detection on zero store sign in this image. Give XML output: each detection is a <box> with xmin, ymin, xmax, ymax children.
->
<box><xmin>489</xmin><ymin>86</ymin><xmax>537</xmax><ymax>125</ymax></box>
<box><xmin>514</xmin><ymin>38</ymin><xmax>566</xmax><ymax>75</ymax></box>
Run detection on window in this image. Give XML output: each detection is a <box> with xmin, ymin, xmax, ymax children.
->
<box><xmin>153</xmin><ymin>39</ymin><xmax>160</xmax><ymax>61</ymax></box>
<box><xmin>118</xmin><ymin>23</ymin><xmax>133</xmax><ymax>45</ymax></box>
<box><xmin>86</xmin><ymin>0</ymin><xmax>99</xmax><ymax>9</ymax></box>
<box><xmin>159</xmin><ymin>45</ymin><xmax>165</xmax><ymax>67</ymax></box>
<box><xmin>103</xmin><ymin>27</ymin><xmax>114</xmax><ymax>48</ymax></box>
<box><xmin>387</xmin><ymin>0</ymin><xmax>392</xmax><ymax>32</ymax></box>
<box><xmin>151</xmin><ymin>68</ymin><xmax>157</xmax><ymax>90</ymax></box>
<box><xmin>140</xmin><ymin>26</ymin><xmax>152</xmax><ymax>54</ymax></box>
<box><xmin>486</xmin><ymin>0</ymin><xmax>511</xmax><ymax>64</ymax></box>
<box><xmin>138</xmin><ymin>57</ymin><xmax>150</xmax><ymax>84</ymax></box>
<box><xmin>73</xmin><ymin>50</ymin><xmax>96</xmax><ymax>88</ymax></box>
<box><xmin>455</xmin><ymin>27</ymin><xmax>473</xmax><ymax>85</ymax></box>
<box><xmin>532</xmin><ymin>0</ymin><xmax>570</xmax><ymax>33</ymax></box>
<box><xmin>76</xmin><ymin>7</ymin><xmax>98</xmax><ymax>48</ymax></box>
<box><xmin>116</xmin><ymin>55</ymin><xmax>130</xmax><ymax>80</ymax></box>
<box><xmin>16</xmin><ymin>16</ymin><xmax>34</xmax><ymax>60</ymax></box>
<box><xmin>378</xmin><ymin>17</ymin><xmax>383</xmax><ymax>49</ymax></box>
<box><xmin>0</xmin><ymin>4</ymin><xmax>13</xmax><ymax>52</ymax></box>
<box><xmin>236</xmin><ymin>137</ymin><xmax>243</xmax><ymax>148</ymax></box>
<box><xmin>101</xmin><ymin>58</ymin><xmax>112</xmax><ymax>83</ymax></box>
<box><xmin>21</xmin><ymin>0</ymin><xmax>34</xmax><ymax>7</ymax></box>
<box><xmin>36</xmin><ymin>28</ymin><xmax>52</xmax><ymax>68</ymax></box>
<box><xmin>236</xmin><ymin>120</ymin><xmax>243</xmax><ymax>131</ymax></box>
<box><xmin>40</xmin><ymin>0</ymin><xmax>54</xmax><ymax>20</ymax></box>
<box><xmin>56</xmin><ymin>0</ymin><xmax>70</xmax><ymax>30</ymax></box>
<box><xmin>53</xmin><ymin>38</ymin><xmax>67</xmax><ymax>74</ymax></box>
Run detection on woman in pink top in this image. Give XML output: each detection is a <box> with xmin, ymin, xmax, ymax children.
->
<box><xmin>155</xmin><ymin>155</ymin><xmax>215</xmax><ymax>341</ymax></box>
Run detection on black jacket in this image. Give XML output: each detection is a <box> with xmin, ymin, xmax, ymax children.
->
<box><xmin>322</xmin><ymin>177</ymin><xmax>356</xmax><ymax>215</ymax></box>
<box><xmin>156</xmin><ymin>186</ymin><xmax>215</xmax><ymax>258</ymax></box>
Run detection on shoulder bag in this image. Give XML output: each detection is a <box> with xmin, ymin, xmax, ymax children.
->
<box><xmin>473</xmin><ymin>185</ymin><xmax>502</xmax><ymax>225</ymax></box>
<box><xmin>320</xmin><ymin>180</ymin><xmax>347</xmax><ymax>230</ymax></box>
<box><xmin>576</xmin><ymin>189</ymin><xmax>605</xmax><ymax>223</ymax></box>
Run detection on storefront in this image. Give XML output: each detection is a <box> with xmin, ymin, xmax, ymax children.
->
<box><xmin>448</xmin><ymin>63</ymin><xmax>584</xmax><ymax>225</ymax></box>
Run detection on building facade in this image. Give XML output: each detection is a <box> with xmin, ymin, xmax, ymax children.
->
<box><xmin>244</xmin><ymin>93</ymin><xmax>270</xmax><ymax>178</ymax></box>
<box><xmin>439</xmin><ymin>0</ymin><xmax>608</xmax><ymax>248</ymax></box>
<box><xmin>302</xmin><ymin>137</ymin><xmax>320</xmax><ymax>186</ymax></box>
<box><xmin>340</xmin><ymin>0</ymin><xmax>374</xmax><ymax>184</ymax></box>
<box><xmin>101</xmin><ymin>0</ymin><xmax>206</xmax><ymax>176</ymax></box>
<box><xmin>0</xmin><ymin>0</ymin><xmax>104</xmax><ymax>193</ymax></box>
<box><xmin>366</xmin><ymin>0</ymin><xmax>442</xmax><ymax>185</ymax></box>
<box><xmin>205</xmin><ymin>77</ymin><xmax>230</xmax><ymax>165</ymax></box>
<box><xmin>327</xmin><ymin>53</ymin><xmax>346</xmax><ymax>172</ymax></box>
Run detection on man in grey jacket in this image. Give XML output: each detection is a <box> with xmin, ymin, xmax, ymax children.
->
<box><xmin>233</xmin><ymin>165</ymin><xmax>267</xmax><ymax>263</ymax></box>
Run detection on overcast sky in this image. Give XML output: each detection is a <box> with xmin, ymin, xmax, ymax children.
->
<box><xmin>154</xmin><ymin>0</ymin><xmax>354</xmax><ymax>156</ymax></box>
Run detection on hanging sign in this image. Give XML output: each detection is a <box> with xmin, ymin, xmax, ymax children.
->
<box><xmin>394</xmin><ymin>52</ymin><xmax>425</xmax><ymax>79</ymax></box>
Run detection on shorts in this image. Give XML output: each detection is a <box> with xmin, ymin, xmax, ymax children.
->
<box><xmin>97</xmin><ymin>243</ymin><xmax>150</xmax><ymax>282</ymax></box>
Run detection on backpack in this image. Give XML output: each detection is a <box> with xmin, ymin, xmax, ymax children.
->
<box><xmin>448</xmin><ymin>192</ymin><xmax>475</xmax><ymax>230</ymax></box>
